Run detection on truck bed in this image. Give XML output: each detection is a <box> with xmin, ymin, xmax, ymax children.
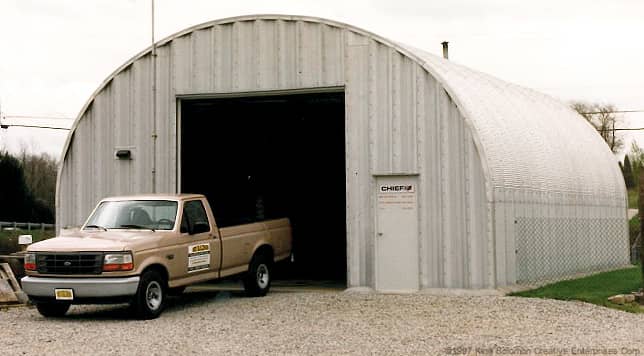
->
<box><xmin>218</xmin><ymin>218</ymin><xmax>291</xmax><ymax>277</ymax></box>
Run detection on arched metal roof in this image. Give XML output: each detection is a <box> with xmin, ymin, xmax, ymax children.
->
<box><xmin>58</xmin><ymin>14</ymin><xmax>624</xmax><ymax>204</ymax></box>
<box><xmin>402</xmin><ymin>45</ymin><xmax>624</xmax><ymax>200</ymax></box>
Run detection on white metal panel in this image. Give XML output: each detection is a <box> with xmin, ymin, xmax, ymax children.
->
<box><xmin>371</xmin><ymin>42</ymin><xmax>392</xmax><ymax>173</ymax></box>
<box><xmin>157</xmin><ymin>42</ymin><xmax>177</xmax><ymax>194</ymax></box>
<box><xmin>173</xmin><ymin>35</ymin><xmax>192</xmax><ymax>94</ymax></box>
<box><xmin>417</xmin><ymin>73</ymin><xmax>442</xmax><ymax>288</ymax></box>
<box><xmin>345</xmin><ymin>30</ymin><xmax>371</xmax><ymax>287</ymax></box>
<box><xmin>112</xmin><ymin>68</ymin><xmax>133</xmax><ymax>195</ymax></box>
<box><xmin>321</xmin><ymin>25</ymin><xmax>344</xmax><ymax>85</ymax></box>
<box><xmin>213</xmin><ymin>24</ymin><xmax>233</xmax><ymax>91</ymax></box>
<box><xmin>131</xmin><ymin>55</ymin><xmax>153</xmax><ymax>194</ymax></box>
<box><xmin>276</xmin><ymin>20</ymin><xmax>297</xmax><ymax>89</ymax></box>
<box><xmin>256</xmin><ymin>20</ymin><xmax>278</xmax><ymax>89</ymax></box>
<box><xmin>466</xmin><ymin>133</ymin><xmax>488</xmax><ymax>288</ymax></box>
<box><xmin>192</xmin><ymin>29</ymin><xmax>213</xmax><ymax>92</ymax></box>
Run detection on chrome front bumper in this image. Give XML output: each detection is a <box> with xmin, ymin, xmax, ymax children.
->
<box><xmin>21</xmin><ymin>276</ymin><xmax>140</xmax><ymax>298</ymax></box>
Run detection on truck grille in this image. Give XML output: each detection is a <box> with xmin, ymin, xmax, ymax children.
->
<box><xmin>36</xmin><ymin>253</ymin><xmax>103</xmax><ymax>275</ymax></box>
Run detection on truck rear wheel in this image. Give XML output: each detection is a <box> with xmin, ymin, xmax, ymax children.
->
<box><xmin>244</xmin><ymin>254</ymin><xmax>272</xmax><ymax>297</ymax></box>
<box><xmin>132</xmin><ymin>269</ymin><xmax>166</xmax><ymax>319</ymax></box>
<box><xmin>36</xmin><ymin>302</ymin><xmax>70</xmax><ymax>317</ymax></box>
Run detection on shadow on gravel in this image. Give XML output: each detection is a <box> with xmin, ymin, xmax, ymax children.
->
<box><xmin>60</xmin><ymin>290</ymin><xmax>246</xmax><ymax>321</ymax></box>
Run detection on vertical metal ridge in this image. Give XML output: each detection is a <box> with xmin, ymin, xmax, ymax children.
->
<box><xmin>231</xmin><ymin>22</ymin><xmax>240</xmax><ymax>90</ymax></box>
<box><xmin>463</xmin><ymin>127</ymin><xmax>472</xmax><ymax>288</ymax></box>
<box><xmin>386</xmin><ymin>47</ymin><xmax>393</xmax><ymax>172</ymax></box>
<box><xmin>391</xmin><ymin>51</ymin><xmax>401</xmax><ymax>173</ymax></box>
<box><xmin>367</xmin><ymin>40</ymin><xmax>377</xmax><ymax>174</ymax></box>
<box><xmin>254</xmin><ymin>19</ymin><xmax>262</xmax><ymax>89</ymax></box>
<box><xmin>438</xmin><ymin>87</ymin><xmax>448</xmax><ymax>287</ymax></box>
<box><xmin>415</xmin><ymin>65</ymin><xmax>428</xmax><ymax>288</ymax></box>
<box><xmin>295</xmin><ymin>21</ymin><xmax>303</xmax><ymax>88</ymax></box>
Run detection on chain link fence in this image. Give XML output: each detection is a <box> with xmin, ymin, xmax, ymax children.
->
<box><xmin>516</xmin><ymin>217</ymin><xmax>629</xmax><ymax>283</ymax></box>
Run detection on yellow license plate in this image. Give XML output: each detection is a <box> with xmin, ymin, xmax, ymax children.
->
<box><xmin>54</xmin><ymin>289</ymin><xmax>74</xmax><ymax>300</ymax></box>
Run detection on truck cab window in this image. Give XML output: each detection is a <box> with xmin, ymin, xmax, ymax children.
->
<box><xmin>181</xmin><ymin>200</ymin><xmax>210</xmax><ymax>233</ymax></box>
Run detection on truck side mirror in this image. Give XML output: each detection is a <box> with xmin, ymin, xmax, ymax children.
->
<box><xmin>18</xmin><ymin>235</ymin><xmax>33</xmax><ymax>245</ymax></box>
<box><xmin>19</xmin><ymin>235</ymin><xmax>33</xmax><ymax>251</ymax></box>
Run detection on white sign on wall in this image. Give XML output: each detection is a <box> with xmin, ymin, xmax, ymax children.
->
<box><xmin>377</xmin><ymin>183</ymin><xmax>417</xmax><ymax>210</ymax></box>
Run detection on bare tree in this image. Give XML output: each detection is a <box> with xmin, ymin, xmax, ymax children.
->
<box><xmin>18</xmin><ymin>145</ymin><xmax>58</xmax><ymax>218</ymax></box>
<box><xmin>628</xmin><ymin>141</ymin><xmax>644</xmax><ymax>182</ymax></box>
<box><xmin>571</xmin><ymin>101</ymin><xmax>623</xmax><ymax>154</ymax></box>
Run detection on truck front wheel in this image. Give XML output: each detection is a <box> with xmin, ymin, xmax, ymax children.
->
<box><xmin>132</xmin><ymin>269</ymin><xmax>166</xmax><ymax>319</ymax></box>
<box><xmin>244</xmin><ymin>254</ymin><xmax>272</xmax><ymax>297</ymax></box>
<box><xmin>36</xmin><ymin>302</ymin><xmax>70</xmax><ymax>317</ymax></box>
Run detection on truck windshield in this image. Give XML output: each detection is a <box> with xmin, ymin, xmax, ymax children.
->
<box><xmin>84</xmin><ymin>200</ymin><xmax>178</xmax><ymax>231</ymax></box>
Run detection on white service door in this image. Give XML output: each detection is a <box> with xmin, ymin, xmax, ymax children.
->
<box><xmin>375</xmin><ymin>176</ymin><xmax>420</xmax><ymax>292</ymax></box>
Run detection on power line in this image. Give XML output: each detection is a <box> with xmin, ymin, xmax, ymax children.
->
<box><xmin>4</xmin><ymin>114</ymin><xmax>74</xmax><ymax>120</ymax></box>
<box><xmin>581</xmin><ymin>110</ymin><xmax>644</xmax><ymax>115</ymax></box>
<box><xmin>0</xmin><ymin>123</ymin><xmax>70</xmax><ymax>131</ymax></box>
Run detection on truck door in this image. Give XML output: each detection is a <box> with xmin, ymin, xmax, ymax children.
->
<box><xmin>176</xmin><ymin>199</ymin><xmax>221</xmax><ymax>279</ymax></box>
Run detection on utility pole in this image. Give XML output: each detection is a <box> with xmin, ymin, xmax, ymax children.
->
<box><xmin>0</xmin><ymin>102</ymin><xmax>6</xmax><ymax>129</ymax></box>
<box><xmin>151</xmin><ymin>0</ymin><xmax>158</xmax><ymax>193</ymax></box>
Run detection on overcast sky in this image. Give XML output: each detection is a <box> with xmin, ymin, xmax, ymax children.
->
<box><xmin>1</xmin><ymin>0</ymin><xmax>643</xmax><ymax>159</ymax></box>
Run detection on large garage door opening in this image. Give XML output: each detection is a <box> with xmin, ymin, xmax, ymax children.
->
<box><xmin>180</xmin><ymin>91</ymin><xmax>346</xmax><ymax>283</ymax></box>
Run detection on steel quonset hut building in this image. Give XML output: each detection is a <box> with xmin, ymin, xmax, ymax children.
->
<box><xmin>57</xmin><ymin>14</ymin><xmax>628</xmax><ymax>292</ymax></box>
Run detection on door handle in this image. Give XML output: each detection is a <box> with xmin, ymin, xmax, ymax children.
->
<box><xmin>377</xmin><ymin>232</ymin><xmax>383</xmax><ymax>237</ymax></box>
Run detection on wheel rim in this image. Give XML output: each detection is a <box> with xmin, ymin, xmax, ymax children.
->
<box><xmin>146</xmin><ymin>281</ymin><xmax>162</xmax><ymax>310</ymax></box>
<box><xmin>257</xmin><ymin>264</ymin><xmax>269</xmax><ymax>289</ymax></box>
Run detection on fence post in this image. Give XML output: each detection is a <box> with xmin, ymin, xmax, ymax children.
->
<box><xmin>41</xmin><ymin>223</ymin><xmax>45</xmax><ymax>232</ymax></box>
<box><xmin>27</xmin><ymin>222</ymin><xmax>31</xmax><ymax>231</ymax></box>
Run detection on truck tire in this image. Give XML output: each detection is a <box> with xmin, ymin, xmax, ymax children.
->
<box><xmin>36</xmin><ymin>302</ymin><xmax>70</xmax><ymax>317</ymax></box>
<box><xmin>243</xmin><ymin>253</ymin><xmax>272</xmax><ymax>297</ymax></box>
<box><xmin>132</xmin><ymin>269</ymin><xmax>166</xmax><ymax>319</ymax></box>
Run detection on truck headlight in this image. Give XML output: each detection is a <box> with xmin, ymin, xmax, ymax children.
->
<box><xmin>103</xmin><ymin>253</ymin><xmax>133</xmax><ymax>271</ymax></box>
<box><xmin>24</xmin><ymin>253</ymin><xmax>36</xmax><ymax>271</ymax></box>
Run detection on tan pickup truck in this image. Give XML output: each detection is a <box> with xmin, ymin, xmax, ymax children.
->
<box><xmin>21</xmin><ymin>194</ymin><xmax>292</xmax><ymax>319</ymax></box>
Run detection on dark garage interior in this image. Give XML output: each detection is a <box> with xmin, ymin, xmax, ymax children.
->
<box><xmin>180</xmin><ymin>91</ymin><xmax>346</xmax><ymax>282</ymax></box>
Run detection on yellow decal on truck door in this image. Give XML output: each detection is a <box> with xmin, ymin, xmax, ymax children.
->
<box><xmin>188</xmin><ymin>243</ymin><xmax>210</xmax><ymax>273</ymax></box>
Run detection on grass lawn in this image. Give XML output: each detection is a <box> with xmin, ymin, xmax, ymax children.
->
<box><xmin>629</xmin><ymin>188</ymin><xmax>638</xmax><ymax>209</ymax></box>
<box><xmin>510</xmin><ymin>266</ymin><xmax>643</xmax><ymax>313</ymax></box>
<box><xmin>630</xmin><ymin>216</ymin><xmax>640</xmax><ymax>247</ymax></box>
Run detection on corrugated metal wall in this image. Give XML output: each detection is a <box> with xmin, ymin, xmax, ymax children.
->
<box><xmin>57</xmin><ymin>16</ymin><xmax>494</xmax><ymax>289</ymax></box>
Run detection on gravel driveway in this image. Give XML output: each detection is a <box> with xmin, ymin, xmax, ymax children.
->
<box><xmin>2</xmin><ymin>288</ymin><xmax>644</xmax><ymax>355</ymax></box>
